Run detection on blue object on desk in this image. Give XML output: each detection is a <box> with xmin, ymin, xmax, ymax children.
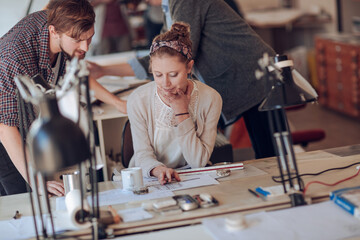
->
<box><xmin>255</xmin><ymin>187</ymin><xmax>271</xmax><ymax>197</ymax></box>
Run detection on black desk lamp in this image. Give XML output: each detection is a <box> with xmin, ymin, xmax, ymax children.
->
<box><xmin>28</xmin><ymin>94</ymin><xmax>90</xmax><ymax>174</ymax></box>
<box><xmin>14</xmin><ymin>58</ymin><xmax>101</xmax><ymax>239</ymax></box>
<box><xmin>15</xmin><ymin>74</ymin><xmax>91</xmax><ymax>239</ymax></box>
<box><xmin>256</xmin><ymin>53</ymin><xmax>317</xmax><ymax>207</ymax></box>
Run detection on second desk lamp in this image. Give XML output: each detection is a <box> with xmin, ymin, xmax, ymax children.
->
<box><xmin>256</xmin><ymin>53</ymin><xmax>317</xmax><ymax>207</ymax></box>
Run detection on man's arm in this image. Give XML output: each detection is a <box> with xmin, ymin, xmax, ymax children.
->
<box><xmin>0</xmin><ymin>124</ymin><xmax>64</xmax><ymax>196</ymax></box>
<box><xmin>87</xmin><ymin>62</ymin><xmax>135</xmax><ymax>79</ymax></box>
<box><xmin>0</xmin><ymin>124</ymin><xmax>27</xmax><ymax>181</ymax></box>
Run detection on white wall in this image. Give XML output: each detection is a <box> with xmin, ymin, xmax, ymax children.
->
<box><xmin>0</xmin><ymin>0</ymin><xmax>48</xmax><ymax>37</ymax></box>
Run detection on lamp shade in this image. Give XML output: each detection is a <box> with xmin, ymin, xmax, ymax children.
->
<box><xmin>27</xmin><ymin>95</ymin><xmax>90</xmax><ymax>175</ymax></box>
<box><xmin>259</xmin><ymin>55</ymin><xmax>316</xmax><ymax>111</ymax></box>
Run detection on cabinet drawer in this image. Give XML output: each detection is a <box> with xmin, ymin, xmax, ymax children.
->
<box><xmin>315</xmin><ymin>35</ymin><xmax>360</xmax><ymax>118</ymax></box>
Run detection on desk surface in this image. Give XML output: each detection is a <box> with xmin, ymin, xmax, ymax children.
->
<box><xmin>1</xmin><ymin>145</ymin><xmax>360</xmax><ymax>238</ymax></box>
<box><xmin>92</xmin><ymin>89</ymin><xmax>131</xmax><ymax>121</ymax></box>
<box><xmin>110</xmin><ymin>146</ymin><xmax>360</xmax><ymax>236</ymax></box>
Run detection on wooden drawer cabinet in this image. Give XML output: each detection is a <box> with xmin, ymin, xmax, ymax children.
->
<box><xmin>315</xmin><ymin>34</ymin><xmax>360</xmax><ymax>118</ymax></box>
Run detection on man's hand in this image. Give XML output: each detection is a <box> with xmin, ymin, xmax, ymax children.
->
<box><xmin>46</xmin><ymin>181</ymin><xmax>65</xmax><ymax>197</ymax></box>
<box><xmin>150</xmin><ymin>166</ymin><xmax>181</xmax><ymax>185</ymax></box>
<box><xmin>87</xmin><ymin>61</ymin><xmax>106</xmax><ymax>79</ymax></box>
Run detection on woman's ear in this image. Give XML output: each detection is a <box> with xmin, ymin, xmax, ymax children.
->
<box><xmin>187</xmin><ymin>60</ymin><xmax>194</xmax><ymax>73</ymax></box>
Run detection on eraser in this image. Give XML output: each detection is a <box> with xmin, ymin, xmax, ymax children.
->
<box><xmin>153</xmin><ymin>199</ymin><xmax>177</xmax><ymax>209</ymax></box>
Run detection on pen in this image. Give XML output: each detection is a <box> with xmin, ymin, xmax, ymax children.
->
<box><xmin>248</xmin><ymin>189</ymin><xmax>266</xmax><ymax>201</ymax></box>
<box><xmin>248</xmin><ymin>188</ymin><xmax>260</xmax><ymax>198</ymax></box>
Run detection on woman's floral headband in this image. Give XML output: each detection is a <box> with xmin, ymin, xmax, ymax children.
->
<box><xmin>150</xmin><ymin>40</ymin><xmax>192</xmax><ymax>60</ymax></box>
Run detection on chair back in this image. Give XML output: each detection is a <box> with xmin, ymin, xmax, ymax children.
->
<box><xmin>121</xmin><ymin>119</ymin><xmax>134</xmax><ymax>168</ymax></box>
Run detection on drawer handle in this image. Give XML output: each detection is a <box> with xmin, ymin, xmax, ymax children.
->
<box><xmin>337</xmin><ymin>83</ymin><xmax>343</xmax><ymax>90</ymax></box>
<box><xmin>338</xmin><ymin>102</ymin><xmax>344</xmax><ymax>109</ymax></box>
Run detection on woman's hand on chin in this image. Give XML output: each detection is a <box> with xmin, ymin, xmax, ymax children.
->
<box><xmin>150</xmin><ymin>166</ymin><xmax>181</xmax><ymax>185</ymax></box>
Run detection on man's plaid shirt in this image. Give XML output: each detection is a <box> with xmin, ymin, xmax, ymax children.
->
<box><xmin>0</xmin><ymin>10</ymin><xmax>67</xmax><ymax>128</ymax></box>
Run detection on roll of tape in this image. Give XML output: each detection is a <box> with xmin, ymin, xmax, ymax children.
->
<box><xmin>65</xmin><ymin>189</ymin><xmax>91</xmax><ymax>229</ymax></box>
<box><xmin>225</xmin><ymin>214</ymin><xmax>247</xmax><ymax>231</ymax></box>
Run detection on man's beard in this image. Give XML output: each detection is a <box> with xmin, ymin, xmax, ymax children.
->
<box><xmin>59</xmin><ymin>44</ymin><xmax>86</xmax><ymax>60</ymax></box>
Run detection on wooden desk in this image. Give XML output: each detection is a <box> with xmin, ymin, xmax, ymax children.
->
<box><xmin>109</xmin><ymin>145</ymin><xmax>360</xmax><ymax>236</ymax></box>
<box><xmin>1</xmin><ymin>145</ymin><xmax>360</xmax><ymax>238</ymax></box>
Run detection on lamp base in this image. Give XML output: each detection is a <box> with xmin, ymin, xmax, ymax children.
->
<box><xmin>289</xmin><ymin>193</ymin><xmax>307</xmax><ymax>207</ymax></box>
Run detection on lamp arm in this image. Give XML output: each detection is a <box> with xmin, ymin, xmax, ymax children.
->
<box><xmin>56</xmin><ymin>58</ymin><xmax>81</xmax><ymax>99</ymax></box>
<box><xmin>14</xmin><ymin>75</ymin><xmax>43</xmax><ymax>104</ymax></box>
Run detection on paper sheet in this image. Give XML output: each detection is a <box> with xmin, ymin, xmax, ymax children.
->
<box><xmin>271</xmin><ymin>201</ymin><xmax>360</xmax><ymax>239</ymax></box>
<box><xmin>202</xmin><ymin>201</ymin><xmax>360</xmax><ymax>240</ymax></box>
<box><xmin>203</xmin><ymin>212</ymin><xmax>295</xmax><ymax>240</ymax></box>
<box><xmin>56</xmin><ymin>175</ymin><xmax>218</xmax><ymax>211</ymax></box>
<box><xmin>0</xmin><ymin>212</ymin><xmax>84</xmax><ymax>240</ymax></box>
<box><xmin>0</xmin><ymin>216</ymin><xmax>38</xmax><ymax>240</ymax></box>
<box><xmin>93</xmin><ymin>188</ymin><xmax>174</xmax><ymax>207</ymax></box>
<box><xmin>56</xmin><ymin>188</ymin><xmax>174</xmax><ymax>211</ymax></box>
<box><xmin>117</xmin><ymin>207</ymin><xmax>153</xmax><ymax>223</ymax></box>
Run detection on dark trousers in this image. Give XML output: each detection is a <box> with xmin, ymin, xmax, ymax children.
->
<box><xmin>242</xmin><ymin>103</ymin><xmax>276</xmax><ymax>159</ymax></box>
<box><xmin>0</xmin><ymin>142</ymin><xmax>29</xmax><ymax>196</ymax></box>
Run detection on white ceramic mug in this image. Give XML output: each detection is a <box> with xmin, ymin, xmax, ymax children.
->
<box><xmin>121</xmin><ymin>167</ymin><xmax>144</xmax><ymax>191</ymax></box>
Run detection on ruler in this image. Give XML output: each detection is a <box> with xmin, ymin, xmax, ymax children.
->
<box><xmin>176</xmin><ymin>162</ymin><xmax>244</xmax><ymax>175</ymax></box>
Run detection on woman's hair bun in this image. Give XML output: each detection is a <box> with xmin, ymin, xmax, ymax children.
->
<box><xmin>170</xmin><ymin>22</ymin><xmax>190</xmax><ymax>38</ymax></box>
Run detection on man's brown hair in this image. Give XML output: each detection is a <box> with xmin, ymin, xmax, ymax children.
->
<box><xmin>47</xmin><ymin>0</ymin><xmax>95</xmax><ymax>39</ymax></box>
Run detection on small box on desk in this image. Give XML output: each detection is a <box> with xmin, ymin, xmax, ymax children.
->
<box><xmin>330</xmin><ymin>186</ymin><xmax>360</xmax><ymax>218</ymax></box>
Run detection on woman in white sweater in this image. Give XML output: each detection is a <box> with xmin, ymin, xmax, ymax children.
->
<box><xmin>127</xmin><ymin>22</ymin><xmax>222</xmax><ymax>185</ymax></box>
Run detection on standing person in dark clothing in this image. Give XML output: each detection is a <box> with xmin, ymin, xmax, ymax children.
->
<box><xmin>88</xmin><ymin>0</ymin><xmax>277</xmax><ymax>159</ymax></box>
